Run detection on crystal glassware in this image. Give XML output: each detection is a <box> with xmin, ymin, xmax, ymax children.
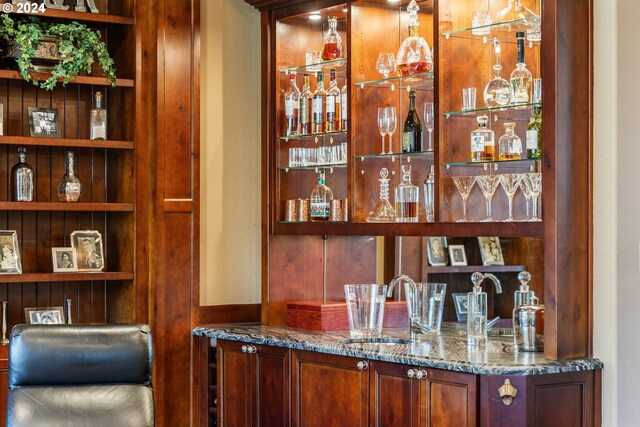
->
<box><xmin>386</xmin><ymin>106</ymin><xmax>397</xmax><ymax>154</ymax></box>
<box><xmin>462</xmin><ymin>87</ymin><xmax>476</xmax><ymax>111</ymax></box>
<box><xmin>510</xmin><ymin>32</ymin><xmax>533</xmax><ymax>105</ymax></box>
<box><xmin>366</xmin><ymin>168</ymin><xmax>396</xmax><ymax>222</ymax></box>
<box><xmin>376</xmin><ymin>53</ymin><xmax>395</xmax><ymax>79</ymax></box>
<box><xmin>424</xmin><ymin>165</ymin><xmax>435</xmax><ymax>222</ymax></box>
<box><xmin>470</xmin><ymin>115</ymin><xmax>495</xmax><ymax>162</ymax></box>
<box><xmin>10</xmin><ymin>147</ymin><xmax>34</xmax><ymax>202</ymax></box>
<box><xmin>493</xmin><ymin>0</ymin><xmax>536</xmax><ymax>32</ymax></box>
<box><xmin>90</xmin><ymin>91</ymin><xmax>107</xmax><ymax>140</ymax></box>
<box><xmin>377</xmin><ymin>107</ymin><xmax>389</xmax><ymax>154</ymax></box>
<box><xmin>519</xmin><ymin>173</ymin><xmax>533</xmax><ymax>220</ymax></box>
<box><xmin>310</xmin><ymin>170</ymin><xmax>333</xmax><ymax>221</ymax></box>
<box><xmin>396</xmin><ymin>0</ymin><xmax>432</xmax><ymax>76</ymax></box>
<box><xmin>498</xmin><ymin>122</ymin><xmax>522</xmax><ymax>160</ymax></box>
<box><xmin>471</xmin><ymin>10</ymin><xmax>491</xmax><ymax>35</ymax></box>
<box><xmin>57</xmin><ymin>150</ymin><xmax>83</xmax><ymax>202</ymax></box>
<box><xmin>452</xmin><ymin>176</ymin><xmax>477</xmax><ymax>222</ymax></box>
<box><xmin>321</xmin><ymin>16</ymin><xmax>343</xmax><ymax>61</ymax></box>
<box><xmin>476</xmin><ymin>174</ymin><xmax>501</xmax><ymax>222</ymax></box>
<box><xmin>483</xmin><ymin>39</ymin><xmax>511</xmax><ymax>108</ymax></box>
<box><xmin>526</xmin><ymin>172</ymin><xmax>542</xmax><ymax>221</ymax></box>
<box><xmin>394</xmin><ymin>164</ymin><xmax>419</xmax><ymax>222</ymax></box>
<box><xmin>498</xmin><ymin>174</ymin><xmax>523</xmax><ymax>222</ymax></box>
<box><xmin>423</xmin><ymin>101</ymin><xmax>434</xmax><ymax>151</ymax></box>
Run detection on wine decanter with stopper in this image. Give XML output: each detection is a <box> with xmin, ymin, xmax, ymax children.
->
<box><xmin>396</xmin><ymin>0</ymin><xmax>432</xmax><ymax>76</ymax></box>
<box><xmin>57</xmin><ymin>150</ymin><xmax>83</xmax><ymax>202</ymax></box>
<box><xmin>467</xmin><ymin>272</ymin><xmax>502</xmax><ymax>346</ymax></box>
<box><xmin>321</xmin><ymin>16</ymin><xmax>343</xmax><ymax>62</ymax></box>
<box><xmin>483</xmin><ymin>39</ymin><xmax>511</xmax><ymax>108</ymax></box>
<box><xmin>366</xmin><ymin>168</ymin><xmax>396</xmax><ymax>223</ymax></box>
<box><xmin>394</xmin><ymin>164</ymin><xmax>419</xmax><ymax>222</ymax></box>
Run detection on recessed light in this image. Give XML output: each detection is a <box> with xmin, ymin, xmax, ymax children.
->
<box><xmin>309</xmin><ymin>13</ymin><xmax>322</xmax><ymax>21</ymax></box>
<box><xmin>387</xmin><ymin>0</ymin><xmax>401</xmax><ymax>3</ymax></box>
<box><xmin>342</xmin><ymin>7</ymin><xmax>348</xmax><ymax>12</ymax></box>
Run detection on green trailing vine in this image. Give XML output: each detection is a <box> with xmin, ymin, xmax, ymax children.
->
<box><xmin>0</xmin><ymin>14</ymin><xmax>116</xmax><ymax>90</ymax></box>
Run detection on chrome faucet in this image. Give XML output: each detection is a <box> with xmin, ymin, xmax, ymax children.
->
<box><xmin>471</xmin><ymin>272</ymin><xmax>502</xmax><ymax>294</ymax></box>
<box><xmin>387</xmin><ymin>274</ymin><xmax>429</xmax><ymax>341</ymax></box>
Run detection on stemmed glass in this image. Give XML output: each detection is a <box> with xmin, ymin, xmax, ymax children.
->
<box><xmin>498</xmin><ymin>174</ymin><xmax>522</xmax><ymax>222</ymax></box>
<box><xmin>386</xmin><ymin>106</ymin><xmax>397</xmax><ymax>154</ymax></box>
<box><xmin>377</xmin><ymin>107</ymin><xmax>389</xmax><ymax>155</ymax></box>
<box><xmin>519</xmin><ymin>174</ymin><xmax>533</xmax><ymax>220</ymax></box>
<box><xmin>376</xmin><ymin>53</ymin><xmax>395</xmax><ymax>79</ymax></box>
<box><xmin>452</xmin><ymin>176</ymin><xmax>477</xmax><ymax>222</ymax></box>
<box><xmin>476</xmin><ymin>175</ymin><xmax>501</xmax><ymax>222</ymax></box>
<box><xmin>423</xmin><ymin>102</ymin><xmax>435</xmax><ymax>151</ymax></box>
<box><xmin>526</xmin><ymin>173</ymin><xmax>542</xmax><ymax>221</ymax></box>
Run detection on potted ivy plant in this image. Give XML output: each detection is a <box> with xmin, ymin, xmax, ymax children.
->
<box><xmin>0</xmin><ymin>14</ymin><xmax>116</xmax><ymax>90</ymax></box>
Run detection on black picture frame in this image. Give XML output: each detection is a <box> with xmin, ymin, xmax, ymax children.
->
<box><xmin>452</xmin><ymin>293</ymin><xmax>468</xmax><ymax>322</ymax></box>
<box><xmin>28</xmin><ymin>107</ymin><xmax>61</xmax><ymax>138</ymax></box>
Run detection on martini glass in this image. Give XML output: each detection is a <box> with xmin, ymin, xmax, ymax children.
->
<box><xmin>452</xmin><ymin>176</ymin><xmax>477</xmax><ymax>222</ymax></box>
<box><xmin>526</xmin><ymin>172</ymin><xmax>542</xmax><ymax>221</ymax></box>
<box><xmin>498</xmin><ymin>174</ymin><xmax>522</xmax><ymax>222</ymax></box>
<box><xmin>476</xmin><ymin>175</ymin><xmax>501</xmax><ymax>222</ymax></box>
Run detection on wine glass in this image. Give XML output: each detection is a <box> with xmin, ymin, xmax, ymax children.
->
<box><xmin>476</xmin><ymin>175</ymin><xmax>501</xmax><ymax>222</ymax></box>
<box><xmin>452</xmin><ymin>176</ymin><xmax>477</xmax><ymax>222</ymax></box>
<box><xmin>376</xmin><ymin>53</ymin><xmax>394</xmax><ymax>79</ymax></box>
<box><xmin>423</xmin><ymin>102</ymin><xmax>435</xmax><ymax>151</ymax></box>
<box><xmin>498</xmin><ymin>174</ymin><xmax>522</xmax><ymax>222</ymax></box>
<box><xmin>386</xmin><ymin>106</ymin><xmax>397</xmax><ymax>154</ymax></box>
<box><xmin>377</xmin><ymin>107</ymin><xmax>389</xmax><ymax>155</ymax></box>
<box><xmin>526</xmin><ymin>172</ymin><xmax>542</xmax><ymax>221</ymax></box>
<box><xmin>519</xmin><ymin>174</ymin><xmax>533</xmax><ymax>220</ymax></box>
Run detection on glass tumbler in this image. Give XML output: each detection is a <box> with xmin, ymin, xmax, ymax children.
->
<box><xmin>344</xmin><ymin>284</ymin><xmax>387</xmax><ymax>337</ymax></box>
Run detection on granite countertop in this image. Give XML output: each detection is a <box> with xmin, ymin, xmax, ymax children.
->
<box><xmin>194</xmin><ymin>323</ymin><xmax>603</xmax><ymax>376</ymax></box>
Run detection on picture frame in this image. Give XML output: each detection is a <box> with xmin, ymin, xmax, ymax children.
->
<box><xmin>51</xmin><ymin>247</ymin><xmax>78</xmax><ymax>273</ymax></box>
<box><xmin>426</xmin><ymin>236</ymin><xmax>448</xmax><ymax>266</ymax></box>
<box><xmin>448</xmin><ymin>245</ymin><xmax>468</xmax><ymax>266</ymax></box>
<box><xmin>452</xmin><ymin>293</ymin><xmax>468</xmax><ymax>322</ymax></box>
<box><xmin>71</xmin><ymin>230</ymin><xmax>104</xmax><ymax>272</ymax></box>
<box><xmin>0</xmin><ymin>230</ymin><xmax>22</xmax><ymax>274</ymax></box>
<box><xmin>28</xmin><ymin>107</ymin><xmax>61</xmax><ymax>138</ymax></box>
<box><xmin>477</xmin><ymin>236</ymin><xmax>505</xmax><ymax>266</ymax></box>
<box><xmin>24</xmin><ymin>307</ymin><xmax>65</xmax><ymax>324</ymax></box>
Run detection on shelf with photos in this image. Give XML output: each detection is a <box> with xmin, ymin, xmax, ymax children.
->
<box><xmin>0</xmin><ymin>202</ymin><xmax>134</xmax><ymax>212</ymax></box>
<box><xmin>0</xmin><ymin>70</ymin><xmax>134</xmax><ymax>87</ymax></box>
<box><xmin>426</xmin><ymin>265</ymin><xmax>527</xmax><ymax>274</ymax></box>
<box><xmin>0</xmin><ymin>136</ymin><xmax>134</xmax><ymax>150</ymax></box>
<box><xmin>442</xmin><ymin>15</ymin><xmax>541</xmax><ymax>44</ymax></box>
<box><xmin>354</xmin><ymin>71</ymin><xmax>434</xmax><ymax>91</ymax></box>
<box><xmin>0</xmin><ymin>272</ymin><xmax>134</xmax><ymax>284</ymax></box>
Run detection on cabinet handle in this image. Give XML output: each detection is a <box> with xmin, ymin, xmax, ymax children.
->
<box><xmin>248</xmin><ymin>345</ymin><xmax>257</xmax><ymax>354</ymax></box>
<box><xmin>407</xmin><ymin>369</ymin><xmax>416</xmax><ymax>378</ymax></box>
<box><xmin>415</xmin><ymin>370</ymin><xmax>428</xmax><ymax>380</ymax></box>
<box><xmin>357</xmin><ymin>361</ymin><xmax>368</xmax><ymax>371</ymax></box>
<box><xmin>498</xmin><ymin>379</ymin><xmax>518</xmax><ymax>406</ymax></box>
<box><xmin>241</xmin><ymin>345</ymin><xmax>248</xmax><ymax>353</ymax></box>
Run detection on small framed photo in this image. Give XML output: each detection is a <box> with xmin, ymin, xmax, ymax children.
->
<box><xmin>71</xmin><ymin>230</ymin><xmax>104</xmax><ymax>272</ymax></box>
<box><xmin>478</xmin><ymin>236</ymin><xmax>505</xmax><ymax>266</ymax></box>
<box><xmin>25</xmin><ymin>307</ymin><xmax>65</xmax><ymax>324</ymax></box>
<box><xmin>0</xmin><ymin>230</ymin><xmax>22</xmax><ymax>274</ymax></box>
<box><xmin>448</xmin><ymin>245</ymin><xmax>467</xmax><ymax>266</ymax></box>
<box><xmin>452</xmin><ymin>293</ymin><xmax>468</xmax><ymax>322</ymax></box>
<box><xmin>426</xmin><ymin>236</ymin><xmax>448</xmax><ymax>266</ymax></box>
<box><xmin>51</xmin><ymin>247</ymin><xmax>78</xmax><ymax>273</ymax></box>
<box><xmin>28</xmin><ymin>107</ymin><xmax>61</xmax><ymax>138</ymax></box>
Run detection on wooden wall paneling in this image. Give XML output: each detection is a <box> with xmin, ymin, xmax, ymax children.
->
<box><xmin>325</xmin><ymin>235</ymin><xmax>377</xmax><ymax>301</ymax></box>
<box><xmin>199</xmin><ymin>304</ymin><xmax>262</xmax><ymax>324</ymax></box>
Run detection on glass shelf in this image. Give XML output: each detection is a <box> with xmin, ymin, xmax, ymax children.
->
<box><xmin>443</xmin><ymin>158</ymin><xmax>541</xmax><ymax>171</ymax></box>
<box><xmin>442</xmin><ymin>16</ymin><xmax>541</xmax><ymax>43</ymax></box>
<box><xmin>279</xmin><ymin>130</ymin><xmax>347</xmax><ymax>142</ymax></box>
<box><xmin>355</xmin><ymin>150</ymin><xmax>434</xmax><ymax>161</ymax></box>
<box><xmin>279</xmin><ymin>221</ymin><xmax>348</xmax><ymax>225</ymax></box>
<box><xmin>444</xmin><ymin>102</ymin><xmax>541</xmax><ymax>118</ymax></box>
<box><xmin>279</xmin><ymin>58</ymin><xmax>347</xmax><ymax>75</ymax></box>
<box><xmin>354</xmin><ymin>72</ymin><xmax>434</xmax><ymax>91</ymax></box>
<box><xmin>279</xmin><ymin>164</ymin><xmax>346</xmax><ymax>172</ymax></box>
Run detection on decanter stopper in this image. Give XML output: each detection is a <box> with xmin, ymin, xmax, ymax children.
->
<box><xmin>471</xmin><ymin>272</ymin><xmax>484</xmax><ymax>290</ymax></box>
<box><xmin>379</xmin><ymin>167</ymin><xmax>390</xmax><ymax>200</ymax></box>
<box><xmin>407</xmin><ymin>0</ymin><xmax>419</xmax><ymax>27</ymax></box>
<box><xmin>517</xmin><ymin>271</ymin><xmax>531</xmax><ymax>289</ymax></box>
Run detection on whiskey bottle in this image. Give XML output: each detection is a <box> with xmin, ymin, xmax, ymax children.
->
<box><xmin>526</xmin><ymin>106</ymin><xmax>542</xmax><ymax>159</ymax></box>
<box><xmin>310</xmin><ymin>170</ymin><xmax>333</xmax><ymax>221</ymax></box>
<box><xmin>341</xmin><ymin>83</ymin><xmax>348</xmax><ymax>131</ymax></box>
<box><xmin>284</xmin><ymin>73</ymin><xmax>300</xmax><ymax>136</ymax></box>
<box><xmin>402</xmin><ymin>90</ymin><xmax>422</xmax><ymax>153</ymax></box>
<box><xmin>326</xmin><ymin>69</ymin><xmax>341</xmax><ymax>132</ymax></box>
<box><xmin>498</xmin><ymin>123</ymin><xmax>522</xmax><ymax>161</ymax></box>
<box><xmin>312</xmin><ymin>71</ymin><xmax>327</xmax><ymax>134</ymax></box>
<box><xmin>510</xmin><ymin>32</ymin><xmax>532</xmax><ymax>105</ymax></box>
<box><xmin>299</xmin><ymin>74</ymin><xmax>313</xmax><ymax>135</ymax></box>
<box><xmin>470</xmin><ymin>115</ymin><xmax>495</xmax><ymax>162</ymax></box>
<box><xmin>57</xmin><ymin>150</ymin><xmax>83</xmax><ymax>202</ymax></box>
<box><xmin>10</xmin><ymin>147</ymin><xmax>34</xmax><ymax>202</ymax></box>
<box><xmin>90</xmin><ymin>91</ymin><xmax>107</xmax><ymax>140</ymax></box>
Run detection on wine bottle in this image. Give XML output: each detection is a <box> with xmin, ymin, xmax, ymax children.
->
<box><xmin>310</xmin><ymin>170</ymin><xmax>333</xmax><ymax>221</ymax></box>
<box><xmin>326</xmin><ymin>69</ymin><xmax>341</xmax><ymax>132</ymax></box>
<box><xmin>526</xmin><ymin>106</ymin><xmax>542</xmax><ymax>159</ymax></box>
<box><xmin>299</xmin><ymin>74</ymin><xmax>312</xmax><ymax>135</ymax></box>
<box><xmin>284</xmin><ymin>73</ymin><xmax>300</xmax><ymax>136</ymax></box>
<box><xmin>10</xmin><ymin>147</ymin><xmax>34</xmax><ymax>202</ymax></box>
<box><xmin>90</xmin><ymin>91</ymin><xmax>107</xmax><ymax>140</ymax></box>
<box><xmin>312</xmin><ymin>71</ymin><xmax>327</xmax><ymax>134</ymax></box>
<box><xmin>402</xmin><ymin>90</ymin><xmax>422</xmax><ymax>153</ymax></box>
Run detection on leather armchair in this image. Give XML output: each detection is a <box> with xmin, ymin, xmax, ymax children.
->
<box><xmin>6</xmin><ymin>323</ymin><xmax>154</xmax><ymax>427</ymax></box>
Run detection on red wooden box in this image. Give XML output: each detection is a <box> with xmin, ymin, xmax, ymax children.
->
<box><xmin>286</xmin><ymin>300</ymin><xmax>409</xmax><ymax>331</ymax></box>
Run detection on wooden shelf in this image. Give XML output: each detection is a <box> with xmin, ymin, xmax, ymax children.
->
<box><xmin>426</xmin><ymin>265</ymin><xmax>527</xmax><ymax>274</ymax></box>
<box><xmin>9</xmin><ymin>9</ymin><xmax>135</xmax><ymax>25</ymax></box>
<box><xmin>0</xmin><ymin>272</ymin><xmax>134</xmax><ymax>284</ymax></box>
<box><xmin>0</xmin><ymin>136</ymin><xmax>134</xmax><ymax>150</ymax></box>
<box><xmin>0</xmin><ymin>202</ymin><xmax>134</xmax><ymax>212</ymax></box>
<box><xmin>0</xmin><ymin>70</ymin><xmax>134</xmax><ymax>87</ymax></box>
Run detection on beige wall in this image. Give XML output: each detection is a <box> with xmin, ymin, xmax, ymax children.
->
<box><xmin>200</xmin><ymin>0</ymin><xmax>262</xmax><ymax>305</ymax></box>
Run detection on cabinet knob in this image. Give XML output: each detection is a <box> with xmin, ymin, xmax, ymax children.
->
<box><xmin>498</xmin><ymin>379</ymin><xmax>518</xmax><ymax>406</ymax></box>
<box><xmin>407</xmin><ymin>369</ymin><xmax>416</xmax><ymax>378</ymax></box>
<box><xmin>357</xmin><ymin>361</ymin><xmax>368</xmax><ymax>371</ymax></box>
<box><xmin>415</xmin><ymin>370</ymin><xmax>428</xmax><ymax>380</ymax></box>
<box><xmin>248</xmin><ymin>345</ymin><xmax>257</xmax><ymax>354</ymax></box>
<box><xmin>241</xmin><ymin>345</ymin><xmax>248</xmax><ymax>353</ymax></box>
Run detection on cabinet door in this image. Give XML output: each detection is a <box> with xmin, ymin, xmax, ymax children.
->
<box><xmin>217</xmin><ymin>340</ymin><xmax>252</xmax><ymax>427</ymax></box>
<box><xmin>426</xmin><ymin>369</ymin><xmax>478</xmax><ymax>427</ymax></box>
<box><xmin>253</xmin><ymin>344</ymin><xmax>290</xmax><ymax>427</ymax></box>
<box><xmin>292</xmin><ymin>350</ymin><xmax>369</xmax><ymax>427</ymax></box>
<box><xmin>369</xmin><ymin>360</ymin><xmax>424</xmax><ymax>427</ymax></box>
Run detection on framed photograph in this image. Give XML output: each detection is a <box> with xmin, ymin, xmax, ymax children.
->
<box><xmin>452</xmin><ymin>293</ymin><xmax>468</xmax><ymax>322</ymax></box>
<box><xmin>28</xmin><ymin>107</ymin><xmax>61</xmax><ymax>138</ymax></box>
<box><xmin>0</xmin><ymin>230</ymin><xmax>22</xmax><ymax>274</ymax></box>
<box><xmin>478</xmin><ymin>237</ymin><xmax>505</xmax><ymax>266</ymax></box>
<box><xmin>51</xmin><ymin>247</ymin><xmax>78</xmax><ymax>273</ymax></box>
<box><xmin>448</xmin><ymin>245</ymin><xmax>468</xmax><ymax>266</ymax></box>
<box><xmin>71</xmin><ymin>230</ymin><xmax>104</xmax><ymax>272</ymax></box>
<box><xmin>426</xmin><ymin>236</ymin><xmax>448</xmax><ymax>266</ymax></box>
<box><xmin>24</xmin><ymin>307</ymin><xmax>65</xmax><ymax>325</ymax></box>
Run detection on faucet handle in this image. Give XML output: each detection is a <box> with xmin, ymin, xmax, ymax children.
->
<box><xmin>471</xmin><ymin>272</ymin><xmax>484</xmax><ymax>287</ymax></box>
<box><xmin>517</xmin><ymin>271</ymin><xmax>531</xmax><ymax>287</ymax></box>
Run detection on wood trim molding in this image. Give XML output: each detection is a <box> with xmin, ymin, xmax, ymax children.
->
<box><xmin>200</xmin><ymin>304</ymin><xmax>262</xmax><ymax>324</ymax></box>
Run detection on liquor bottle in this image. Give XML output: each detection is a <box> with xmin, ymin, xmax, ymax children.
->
<box><xmin>284</xmin><ymin>73</ymin><xmax>300</xmax><ymax>136</ymax></box>
<box><xmin>470</xmin><ymin>115</ymin><xmax>495</xmax><ymax>162</ymax></box>
<box><xmin>483</xmin><ymin>39</ymin><xmax>511</xmax><ymax>108</ymax></box>
<box><xmin>340</xmin><ymin>83</ymin><xmax>348</xmax><ymax>131</ymax></box>
<box><xmin>498</xmin><ymin>123</ymin><xmax>522</xmax><ymax>160</ymax></box>
<box><xmin>510</xmin><ymin>32</ymin><xmax>533</xmax><ymax>105</ymax></box>
<box><xmin>299</xmin><ymin>74</ymin><xmax>313</xmax><ymax>135</ymax></box>
<box><xmin>402</xmin><ymin>90</ymin><xmax>422</xmax><ymax>153</ymax></box>
<box><xmin>312</xmin><ymin>71</ymin><xmax>327</xmax><ymax>134</ymax></box>
<box><xmin>526</xmin><ymin>106</ymin><xmax>542</xmax><ymax>159</ymax></box>
<box><xmin>396</xmin><ymin>0</ymin><xmax>432</xmax><ymax>76</ymax></box>
<box><xmin>321</xmin><ymin>16</ymin><xmax>343</xmax><ymax>61</ymax></box>
<box><xmin>310</xmin><ymin>170</ymin><xmax>333</xmax><ymax>221</ymax></box>
<box><xmin>57</xmin><ymin>150</ymin><xmax>83</xmax><ymax>202</ymax></box>
<box><xmin>394</xmin><ymin>164</ymin><xmax>419</xmax><ymax>222</ymax></box>
<box><xmin>90</xmin><ymin>91</ymin><xmax>107</xmax><ymax>140</ymax></box>
<box><xmin>10</xmin><ymin>147</ymin><xmax>34</xmax><ymax>202</ymax></box>
<box><xmin>326</xmin><ymin>69</ymin><xmax>341</xmax><ymax>132</ymax></box>
<box><xmin>423</xmin><ymin>164</ymin><xmax>435</xmax><ymax>222</ymax></box>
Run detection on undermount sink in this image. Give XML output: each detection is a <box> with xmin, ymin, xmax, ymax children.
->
<box><xmin>339</xmin><ymin>337</ymin><xmax>412</xmax><ymax>345</ymax></box>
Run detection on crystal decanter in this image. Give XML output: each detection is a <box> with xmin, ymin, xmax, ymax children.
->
<box><xmin>366</xmin><ymin>168</ymin><xmax>396</xmax><ymax>222</ymax></box>
<box><xmin>395</xmin><ymin>0</ymin><xmax>432</xmax><ymax>76</ymax></box>
<box><xmin>493</xmin><ymin>0</ymin><xmax>536</xmax><ymax>32</ymax></box>
<box><xmin>57</xmin><ymin>150</ymin><xmax>83</xmax><ymax>202</ymax></box>
<box><xmin>394</xmin><ymin>164</ymin><xmax>419</xmax><ymax>222</ymax></box>
<box><xmin>483</xmin><ymin>39</ymin><xmax>511</xmax><ymax>108</ymax></box>
<box><xmin>510</xmin><ymin>32</ymin><xmax>533</xmax><ymax>105</ymax></box>
<box><xmin>321</xmin><ymin>16</ymin><xmax>343</xmax><ymax>61</ymax></box>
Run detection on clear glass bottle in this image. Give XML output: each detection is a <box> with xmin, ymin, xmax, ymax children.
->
<box><xmin>394</xmin><ymin>164</ymin><xmax>419</xmax><ymax>222</ymax></box>
<box><xmin>340</xmin><ymin>82</ymin><xmax>348</xmax><ymax>131</ymax></box>
<box><xmin>299</xmin><ymin>74</ymin><xmax>313</xmax><ymax>135</ymax></box>
<box><xmin>470</xmin><ymin>115</ymin><xmax>495</xmax><ymax>162</ymax></box>
<box><xmin>284</xmin><ymin>73</ymin><xmax>300</xmax><ymax>136</ymax></box>
<box><xmin>310</xmin><ymin>170</ymin><xmax>333</xmax><ymax>221</ymax></box>
<box><xmin>395</xmin><ymin>0</ymin><xmax>432</xmax><ymax>76</ymax></box>
<box><xmin>483</xmin><ymin>39</ymin><xmax>511</xmax><ymax>108</ymax></box>
<box><xmin>90</xmin><ymin>91</ymin><xmax>107</xmax><ymax>140</ymax></box>
<box><xmin>423</xmin><ymin>164</ymin><xmax>435</xmax><ymax>222</ymax></box>
<box><xmin>514</xmin><ymin>271</ymin><xmax>535</xmax><ymax>309</ymax></box>
<box><xmin>326</xmin><ymin>69</ymin><xmax>341</xmax><ymax>132</ymax></box>
<box><xmin>57</xmin><ymin>150</ymin><xmax>83</xmax><ymax>202</ymax></box>
<box><xmin>402</xmin><ymin>90</ymin><xmax>422</xmax><ymax>153</ymax></box>
<box><xmin>498</xmin><ymin>122</ymin><xmax>522</xmax><ymax>160</ymax></box>
<box><xmin>312</xmin><ymin>71</ymin><xmax>327</xmax><ymax>134</ymax></box>
<box><xmin>526</xmin><ymin>106</ymin><xmax>542</xmax><ymax>159</ymax></box>
<box><xmin>493</xmin><ymin>0</ymin><xmax>536</xmax><ymax>32</ymax></box>
<box><xmin>366</xmin><ymin>168</ymin><xmax>396</xmax><ymax>222</ymax></box>
<box><xmin>510</xmin><ymin>32</ymin><xmax>533</xmax><ymax>105</ymax></box>
<box><xmin>321</xmin><ymin>16</ymin><xmax>343</xmax><ymax>61</ymax></box>
<box><xmin>10</xmin><ymin>147</ymin><xmax>34</xmax><ymax>202</ymax></box>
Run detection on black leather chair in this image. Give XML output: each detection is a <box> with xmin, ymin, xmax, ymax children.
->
<box><xmin>6</xmin><ymin>323</ymin><xmax>154</xmax><ymax>427</ymax></box>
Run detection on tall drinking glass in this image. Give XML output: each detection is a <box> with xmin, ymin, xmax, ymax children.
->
<box><xmin>498</xmin><ymin>174</ymin><xmax>522</xmax><ymax>222</ymax></box>
<box><xmin>476</xmin><ymin>175</ymin><xmax>501</xmax><ymax>222</ymax></box>
<box><xmin>377</xmin><ymin>107</ymin><xmax>389</xmax><ymax>155</ymax></box>
<box><xmin>406</xmin><ymin>282</ymin><xmax>447</xmax><ymax>332</ymax></box>
<box><xmin>452</xmin><ymin>176</ymin><xmax>477</xmax><ymax>222</ymax></box>
<box><xmin>519</xmin><ymin>174</ymin><xmax>533</xmax><ymax>220</ymax></box>
<box><xmin>423</xmin><ymin>102</ymin><xmax>435</xmax><ymax>151</ymax></box>
<box><xmin>526</xmin><ymin>172</ymin><xmax>542</xmax><ymax>221</ymax></box>
<box><xmin>386</xmin><ymin>106</ymin><xmax>397</xmax><ymax>154</ymax></box>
